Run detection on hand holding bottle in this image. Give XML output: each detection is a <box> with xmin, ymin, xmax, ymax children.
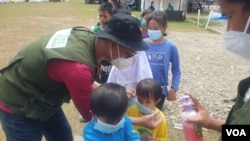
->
<box><xmin>184</xmin><ymin>94</ymin><xmax>212</xmax><ymax>128</ymax></box>
<box><xmin>185</xmin><ymin>93</ymin><xmax>225</xmax><ymax>132</ymax></box>
<box><xmin>180</xmin><ymin>94</ymin><xmax>204</xmax><ymax>141</ymax></box>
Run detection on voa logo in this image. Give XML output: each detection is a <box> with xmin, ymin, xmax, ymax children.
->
<box><xmin>226</xmin><ymin>129</ymin><xmax>246</xmax><ymax>136</ymax></box>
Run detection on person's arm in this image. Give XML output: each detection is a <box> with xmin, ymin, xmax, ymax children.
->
<box><xmin>167</xmin><ymin>45</ymin><xmax>181</xmax><ymax>101</ymax></box>
<box><xmin>206</xmin><ymin>118</ymin><xmax>225</xmax><ymax>132</ymax></box>
<box><xmin>92</xmin><ymin>81</ymin><xmax>101</xmax><ymax>89</ymax></box>
<box><xmin>130</xmin><ymin>111</ymin><xmax>163</xmax><ymax>130</ymax></box>
<box><xmin>170</xmin><ymin>45</ymin><xmax>181</xmax><ymax>93</ymax></box>
<box><xmin>47</xmin><ymin>60</ymin><xmax>93</xmax><ymax>121</ymax></box>
<box><xmin>185</xmin><ymin>94</ymin><xmax>225</xmax><ymax>132</ymax></box>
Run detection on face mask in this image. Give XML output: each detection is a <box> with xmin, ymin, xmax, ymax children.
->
<box><xmin>141</xmin><ymin>19</ymin><xmax>147</xmax><ymax>27</ymax></box>
<box><xmin>94</xmin><ymin>117</ymin><xmax>125</xmax><ymax>134</ymax></box>
<box><xmin>148</xmin><ymin>29</ymin><xmax>162</xmax><ymax>40</ymax></box>
<box><xmin>110</xmin><ymin>45</ymin><xmax>134</xmax><ymax>70</ymax></box>
<box><xmin>135</xmin><ymin>98</ymin><xmax>154</xmax><ymax>115</ymax></box>
<box><xmin>222</xmin><ymin>16</ymin><xmax>250</xmax><ymax>61</ymax></box>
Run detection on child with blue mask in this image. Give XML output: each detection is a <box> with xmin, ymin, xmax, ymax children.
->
<box><xmin>144</xmin><ymin>10</ymin><xmax>181</xmax><ymax>110</ymax></box>
<box><xmin>140</xmin><ymin>8</ymin><xmax>152</xmax><ymax>39</ymax></box>
<box><xmin>126</xmin><ymin>78</ymin><xmax>168</xmax><ymax>141</ymax></box>
<box><xmin>83</xmin><ymin>83</ymin><xmax>140</xmax><ymax>141</ymax></box>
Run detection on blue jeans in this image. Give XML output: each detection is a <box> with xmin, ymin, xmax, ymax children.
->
<box><xmin>0</xmin><ymin>108</ymin><xmax>73</xmax><ymax>141</ymax></box>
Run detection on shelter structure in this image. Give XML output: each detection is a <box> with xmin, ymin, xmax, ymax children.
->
<box><xmin>163</xmin><ymin>0</ymin><xmax>187</xmax><ymax>21</ymax></box>
<box><xmin>205</xmin><ymin>10</ymin><xmax>227</xmax><ymax>33</ymax></box>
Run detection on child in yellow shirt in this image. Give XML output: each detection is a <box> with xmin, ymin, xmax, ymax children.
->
<box><xmin>126</xmin><ymin>78</ymin><xmax>168</xmax><ymax>141</ymax></box>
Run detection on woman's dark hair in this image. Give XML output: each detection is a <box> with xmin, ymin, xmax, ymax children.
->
<box><xmin>147</xmin><ymin>10</ymin><xmax>167</xmax><ymax>36</ymax></box>
<box><xmin>99</xmin><ymin>2</ymin><xmax>113</xmax><ymax>15</ymax></box>
<box><xmin>226</xmin><ymin>0</ymin><xmax>250</xmax><ymax>10</ymax></box>
<box><xmin>90</xmin><ymin>83</ymin><xmax>128</xmax><ymax>122</ymax></box>
<box><xmin>136</xmin><ymin>78</ymin><xmax>162</xmax><ymax>102</ymax></box>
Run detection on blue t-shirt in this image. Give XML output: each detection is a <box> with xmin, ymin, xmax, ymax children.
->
<box><xmin>83</xmin><ymin>116</ymin><xmax>140</xmax><ymax>141</ymax></box>
<box><xmin>144</xmin><ymin>38</ymin><xmax>181</xmax><ymax>96</ymax></box>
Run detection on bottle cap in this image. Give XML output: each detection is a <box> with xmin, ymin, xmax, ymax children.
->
<box><xmin>178</xmin><ymin>94</ymin><xmax>193</xmax><ymax>111</ymax></box>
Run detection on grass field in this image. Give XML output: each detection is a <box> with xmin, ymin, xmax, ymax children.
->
<box><xmin>0</xmin><ymin>1</ymin><xmax>220</xmax><ymax>140</ymax></box>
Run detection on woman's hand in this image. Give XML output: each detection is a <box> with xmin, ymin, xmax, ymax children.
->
<box><xmin>184</xmin><ymin>93</ymin><xmax>211</xmax><ymax>127</ymax></box>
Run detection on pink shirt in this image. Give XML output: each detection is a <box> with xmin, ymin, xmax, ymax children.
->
<box><xmin>0</xmin><ymin>59</ymin><xmax>93</xmax><ymax>121</ymax></box>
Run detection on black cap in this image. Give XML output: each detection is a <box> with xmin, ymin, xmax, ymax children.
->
<box><xmin>94</xmin><ymin>13</ymin><xmax>148</xmax><ymax>51</ymax></box>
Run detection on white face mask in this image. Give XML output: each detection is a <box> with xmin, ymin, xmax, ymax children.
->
<box><xmin>222</xmin><ymin>16</ymin><xmax>250</xmax><ymax>61</ymax></box>
<box><xmin>110</xmin><ymin>45</ymin><xmax>134</xmax><ymax>70</ymax></box>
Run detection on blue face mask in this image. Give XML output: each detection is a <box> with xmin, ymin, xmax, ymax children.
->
<box><xmin>94</xmin><ymin>117</ymin><xmax>125</xmax><ymax>134</ymax></box>
<box><xmin>148</xmin><ymin>29</ymin><xmax>162</xmax><ymax>40</ymax></box>
<box><xmin>135</xmin><ymin>98</ymin><xmax>155</xmax><ymax>115</ymax></box>
<box><xmin>141</xmin><ymin>19</ymin><xmax>147</xmax><ymax>27</ymax></box>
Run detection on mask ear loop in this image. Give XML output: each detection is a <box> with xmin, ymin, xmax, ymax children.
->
<box><xmin>243</xmin><ymin>16</ymin><xmax>250</xmax><ymax>35</ymax></box>
<box><xmin>117</xmin><ymin>44</ymin><xmax>121</xmax><ymax>58</ymax></box>
<box><xmin>109</xmin><ymin>43</ymin><xmax>113</xmax><ymax>61</ymax></box>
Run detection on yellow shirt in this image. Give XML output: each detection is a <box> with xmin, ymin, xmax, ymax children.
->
<box><xmin>126</xmin><ymin>105</ymin><xmax>168</xmax><ymax>141</ymax></box>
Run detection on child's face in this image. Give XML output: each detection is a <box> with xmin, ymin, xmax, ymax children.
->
<box><xmin>143</xmin><ymin>13</ymin><xmax>150</xmax><ymax>21</ymax></box>
<box><xmin>99</xmin><ymin>11</ymin><xmax>111</xmax><ymax>27</ymax></box>
<box><xmin>137</xmin><ymin>96</ymin><xmax>159</xmax><ymax>110</ymax></box>
<box><xmin>148</xmin><ymin>19</ymin><xmax>166</xmax><ymax>33</ymax></box>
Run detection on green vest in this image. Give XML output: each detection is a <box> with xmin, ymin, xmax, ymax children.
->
<box><xmin>0</xmin><ymin>27</ymin><xmax>95</xmax><ymax>122</ymax></box>
<box><xmin>218</xmin><ymin>77</ymin><xmax>250</xmax><ymax>141</ymax></box>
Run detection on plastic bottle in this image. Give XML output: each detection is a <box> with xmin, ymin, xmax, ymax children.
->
<box><xmin>180</xmin><ymin>95</ymin><xmax>204</xmax><ymax>141</ymax></box>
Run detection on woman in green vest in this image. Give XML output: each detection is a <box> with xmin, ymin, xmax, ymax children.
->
<box><xmin>185</xmin><ymin>0</ymin><xmax>250</xmax><ymax>141</ymax></box>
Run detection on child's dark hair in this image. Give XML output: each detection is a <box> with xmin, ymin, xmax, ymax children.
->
<box><xmin>99</xmin><ymin>2</ymin><xmax>113</xmax><ymax>15</ymax></box>
<box><xmin>112</xmin><ymin>2</ymin><xmax>131</xmax><ymax>15</ymax></box>
<box><xmin>91</xmin><ymin>83</ymin><xmax>128</xmax><ymax>122</ymax></box>
<box><xmin>140</xmin><ymin>8</ymin><xmax>152</xmax><ymax>18</ymax></box>
<box><xmin>147</xmin><ymin>10</ymin><xmax>167</xmax><ymax>36</ymax></box>
<box><xmin>136</xmin><ymin>78</ymin><xmax>162</xmax><ymax>102</ymax></box>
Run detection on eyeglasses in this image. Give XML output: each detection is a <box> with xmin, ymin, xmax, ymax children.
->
<box><xmin>116</xmin><ymin>44</ymin><xmax>136</xmax><ymax>58</ymax></box>
<box><xmin>125</xmin><ymin>49</ymin><xmax>136</xmax><ymax>58</ymax></box>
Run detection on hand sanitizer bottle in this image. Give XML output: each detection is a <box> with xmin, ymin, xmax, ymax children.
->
<box><xmin>180</xmin><ymin>95</ymin><xmax>204</xmax><ymax>141</ymax></box>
